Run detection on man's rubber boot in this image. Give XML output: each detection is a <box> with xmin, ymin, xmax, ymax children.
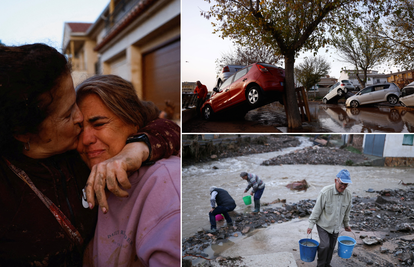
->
<box><xmin>254</xmin><ymin>199</ymin><xmax>260</xmax><ymax>212</ymax></box>
<box><xmin>207</xmin><ymin>228</ymin><xmax>217</xmax><ymax>234</ymax></box>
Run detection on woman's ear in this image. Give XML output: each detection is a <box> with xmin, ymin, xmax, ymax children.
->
<box><xmin>13</xmin><ymin>133</ymin><xmax>31</xmax><ymax>143</ymax></box>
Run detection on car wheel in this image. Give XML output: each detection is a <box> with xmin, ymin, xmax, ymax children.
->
<box><xmin>350</xmin><ymin>100</ymin><xmax>359</xmax><ymax>108</ymax></box>
<box><xmin>350</xmin><ymin>108</ymin><xmax>360</xmax><ymax>115</ymax></box>
<box><xmin>389</xmin><ymin>109</ymin><xmax>401</xmax><ymax>122</ymax></box>
<box><xmin>400</xmin><ymin>101</ymin><xmax>406</xmax><ymax>107</ymax></box>
<box><xmin>322</xmin><ymin>98</ymin><xmax>327</xmax><ymax>104</ymax></box>
<box><xmin>203</xmin><ymin>105</ymin><xmax>214</xmax><ymax>120</ymax></box>
<box><xmin>387</xmin><ymin>95</ymin><xmax>398</xmax><ymax>105</ymax></box>
<box><xmin>337</xmin><ymin>89</ymin><xmax>343</xmax><ymax>97</ymax></box>
<box><xmin>246</xmin><ymin>86</ymin><xmax>262</xmax><ymax>107</ymax></box>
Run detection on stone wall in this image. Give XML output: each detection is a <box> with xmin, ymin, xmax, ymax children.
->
<box><xmin>384</xmin><ymin>157</ymin><xmax>414</xmax><ymax>167</ymax></box>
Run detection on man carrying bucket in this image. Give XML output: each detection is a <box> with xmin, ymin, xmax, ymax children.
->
<box><xmin>208</xmin><ymin>186</ymin><xmax>237</xmax><ymax>234</ymax></box>
<box><xmin>240</xmin><ymin>172</ymin><xmax>265</xmax><ymax>213</ymax></box>
<box><xmin>307</xmin><ymin>169</ymin><xmax>352</xmax><ymax>267</ymax></box>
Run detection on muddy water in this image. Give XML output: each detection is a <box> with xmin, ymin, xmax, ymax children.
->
<box><xmin>244</xmin><ymin>102</ymin><xmax>414</xmax><ymax>133</ymax></box>
<box><xmin>182</xmin><ymin>136</ymin><xmax>414</xmax><ymax>238</ymax></box>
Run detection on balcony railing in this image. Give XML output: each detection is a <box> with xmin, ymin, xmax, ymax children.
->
<box><xmin>104</xmin><ymin>0</ymin><xmax>142</xmax><ymax>34</ymax></box>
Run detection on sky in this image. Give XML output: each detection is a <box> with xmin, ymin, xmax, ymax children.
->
<box><xmin>0</xmin><ymin>0</ymin><xmax>109</xmax><ymax>51</ymax></box>
<box><xmin>182</xmin><ymin>0</ymin><xmax>395</xmax><ymax>91</ymax></box>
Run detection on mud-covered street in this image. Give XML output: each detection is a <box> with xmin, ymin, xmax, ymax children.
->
<box><xmin>182</xmin><ymin>101</ymin><xmax>414</xmax><ymax>133</ymax></box>
<box><xmin>182</xmin><ymin>136</ymin><xmax>414</xmax><ymax>266</ymax></box>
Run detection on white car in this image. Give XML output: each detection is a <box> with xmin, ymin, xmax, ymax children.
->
<box><xmin>399</xmin><ymin>82</ymin><xmax>414</xmax><ymax>107</ymax></box>
<box><xmin>322</xmin><ymin>82</ymin><xmax>350</xmax><ymax>103</ymax></box>
<box><xmin>216</xmin><ymin>64</ymin><xmax>246</xmax><ymax>87</ymax></box>
<box><xmin>345</xmin><ymin>83</ymin><xmax>400</xmax><ymax>108</ymax></box>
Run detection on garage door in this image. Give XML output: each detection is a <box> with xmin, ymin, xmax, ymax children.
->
<box><xmin>110</xmin><ymin>55</ymin><xmax>129</xmax><ymax>81</ymax></box>
<box><xmin>364</xmin><ymin>134</ymin><xmax>386</xmax><ymax>157</ymax></box>
<box><xmin>143</xmin><ymin>40</ymin><xmax>180</xmax><ymax>120</ymax></box>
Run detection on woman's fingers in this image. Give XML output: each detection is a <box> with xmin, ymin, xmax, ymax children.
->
<box><xmin>93</xmin><ymin>164</ymin><xmax>108</xmax><ymax>213</ymax></box>
<box><xmin>85</xmin><ymin>166</ymin><xmax>97</xmax><ymax>209</ymax></box>
<box><xmin>86</xmin><ymin>158</ymin><xmax>131</xmax><ymax>214</ymax></box>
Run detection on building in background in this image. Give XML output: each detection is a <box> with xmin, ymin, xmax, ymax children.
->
<box><xmin>339</xmin><ymin>70</ymin><xmax>390</xmax><ymax>90</ymax></box>
<box><xmin>387</xmin><ymin>70</ymin><xmax>414</xmax><ymax>89</ymax></box>
<box><xmin>63</xmin><ymin>0</ymin><xmax>180</xmax><ymax>121</ymax></box>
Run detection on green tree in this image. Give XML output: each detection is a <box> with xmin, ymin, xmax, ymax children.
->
<box><xmin>202</xmin><ymin>0</ymin><xmax>394</xmax><ymax>129</ymax></box>
<box><xmin>377</xmin><ymin>0</ymin><xmax>414</xmax><ymax>70</ymax></box>
<box><xmin>295</xmin><ymin>56</ymin><xmax>330</xmax><ymax>92</ymax></box>
<box><xmin>332</xmin><ymin>24</ymin><xmax>389</xmax><ymax>89</ymax></box>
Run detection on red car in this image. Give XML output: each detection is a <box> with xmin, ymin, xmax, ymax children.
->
<box><xmin>201</xmin><ymin>63</ymin><xmax>285</xmax><ymax>120</ymax></box>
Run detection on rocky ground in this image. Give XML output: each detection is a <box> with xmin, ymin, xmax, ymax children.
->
<box><xmin>261</xmin><ymin>145</ymin><xmax>369</xmax><ymax>166</ymax></box>
<box><xmin>182</xmin><ymin>188</ymin><xmax>414</xmax><ymax>267</ymax></box>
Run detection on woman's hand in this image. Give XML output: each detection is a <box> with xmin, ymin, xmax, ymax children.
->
<box><xmin>85</xmin><ymin>142</ymin><xmax>149</xmax><ymax>213</ymax></box>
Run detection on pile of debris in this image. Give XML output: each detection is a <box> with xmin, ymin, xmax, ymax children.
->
<box><xmin>261</xmin><ymin>145</ymin><xmax>368</xmax><ymax>166</ymax></box>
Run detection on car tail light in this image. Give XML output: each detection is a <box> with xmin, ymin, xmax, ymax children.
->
<box><xmin>341</xmin><ymin>83</ymin><xmax>345</xmax><ymax>86</ymax></box>
<box><xmin>222</xmin><ymin>66</ymin><xmax>230</xmax><ymax>73</ymax></box>
<box><xmin>256</xmin><ymin>64</ymin><xmax>269</xmax><ymax>73</ymax></box>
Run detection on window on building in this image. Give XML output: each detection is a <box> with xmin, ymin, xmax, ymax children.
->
<box><xmin>402</xmin><ymin>134</ymin><xmax>414</xmax><ymax>146</ymax></box>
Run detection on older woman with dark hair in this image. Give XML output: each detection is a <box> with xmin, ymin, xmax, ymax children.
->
<box><xmin>0</xmin><ymin>43</ymin><xmax>180</xmax><ymax>266</ymax></box>
<box><xmin>77</xmin><ymin>75</ymin><xmax>180</xmax><ymax>267</ymax></box>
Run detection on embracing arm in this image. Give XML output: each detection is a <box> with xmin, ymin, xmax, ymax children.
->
<box><xmin>85</xmin><ymin>118</ymin><xmax>180</xmax><ymax>213</ymax></box>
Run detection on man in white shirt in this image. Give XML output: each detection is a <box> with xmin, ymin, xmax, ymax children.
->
<box><xmin>307</xmin><ymin>169</ymin><xmax>353</xmax><ymax>267</ymax></box>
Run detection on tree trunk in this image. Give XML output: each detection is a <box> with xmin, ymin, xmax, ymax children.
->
<box><xmin>284</xmin><ymin>54</ymin><xmax>302</xmax><ymax>129</ymax></box>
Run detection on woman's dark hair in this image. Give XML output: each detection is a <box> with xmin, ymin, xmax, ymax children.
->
<box><xmin>76</xmin><ymin>75</ymin><xmax>159</xmax><ymax>129</ymax></box>
<box><xmin>0</xmin><ymin>43</ymin><xmax>71</xmax><ymax>154</ymax></box>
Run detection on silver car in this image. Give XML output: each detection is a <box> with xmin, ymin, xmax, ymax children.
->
<box><xmin>345</xmin><ymin>83</ymin><xmax>400</xmax><ymax>108</ymax></box>
<box><xmin>399</xmin><ymin>82</ymin><xmax>414</xmax><ymax>107</ymax></box>
<box><xmin>216</xmin><ymin>64</ymin><xmax>246</xmax><ymax>87</ymax></box>
<box><xmin>340</xmin><ymin>80</ymin><xmax>356</xmax><ymax>91</ymax></box>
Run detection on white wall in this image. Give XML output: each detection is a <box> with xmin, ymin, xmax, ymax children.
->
<box><xmin>383</xmin><ymin>135</ymin><xmax>414</xmax><ymax>157</ymax></box>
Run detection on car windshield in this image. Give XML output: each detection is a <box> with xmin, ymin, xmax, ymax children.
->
<box><xmin>219</xmin><ymin>75</ymin><xmax>234</xmax><ymax>90</ymax></box>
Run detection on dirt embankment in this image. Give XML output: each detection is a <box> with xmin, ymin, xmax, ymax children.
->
<box><xmin>182</xmin><ymin>135</ymin><xmax>301</xmax><ymax>166</ymax></box>
<box><xmin>261</xmin><ymin>145</ymin><xmax>368</xmax><ymax>166</ymax></box>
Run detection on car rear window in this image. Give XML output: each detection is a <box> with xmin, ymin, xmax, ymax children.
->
<box><xmin>258</xmin><ymin>63</ymin><xmax>280</xmax><ymax>69</ymax></box>
<box><xmin>342</xmin><ymin>80</ymin><xmax>351</xmax><ymax>84</ymax></box>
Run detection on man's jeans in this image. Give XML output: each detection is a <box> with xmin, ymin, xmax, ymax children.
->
<box><xmin>209</xmin><ymin>204</ymin><xmax>236</xmax><ymax>230</ymax></box>
<box><xmin>254</xmin><ymin>187</ymin><xmax>265</xmax><ymax>200</ymax></box>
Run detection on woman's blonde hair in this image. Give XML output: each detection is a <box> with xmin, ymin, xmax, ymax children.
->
<box><xmin>76</xmin><ymin>75</ymin><xmax>159</xmax><ymax>128</ymax></box>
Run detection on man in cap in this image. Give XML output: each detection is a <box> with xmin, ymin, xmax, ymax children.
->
<box><xmin>240</xmin><ymin>172</ymin><xmax>265</xmax><ymax>212</ymax></box>
<box><xmin>208</xmin><ymin>186</ymin><xmax>237</xmax><ymax>234</ymax></box>
<box><xmin>307</xmin><ymin>169</ymin><xmax>353</xmax><ymax>267</ymax></box>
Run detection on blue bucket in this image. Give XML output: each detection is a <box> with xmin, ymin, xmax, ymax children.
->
<box><xmin>337</xmin><ymin>236</ymin><xmax>356</xmax><ymax>259</ymax></box>
<box><xmin>299</xmin><ymin>238</ymin><xmax>319</xmax><ymax>262</ymax></box>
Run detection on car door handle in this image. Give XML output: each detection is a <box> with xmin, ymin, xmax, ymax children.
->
<box><xmin>243</xmin><ymin>78</ymin><xmax>247</xmax><ymax>81</ymax></box>
<box><xmin>225</xmin><ymin>89</ymin><xmax>229</xmax><ymax>92</ymax></box>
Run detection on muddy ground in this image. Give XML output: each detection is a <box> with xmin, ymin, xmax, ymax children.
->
<box><xmin>183</xmin><ymin>188</ymin><xmax>414</xmax><ymax>267</ymax></box>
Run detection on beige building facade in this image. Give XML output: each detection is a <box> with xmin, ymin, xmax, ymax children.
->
<box><xmin>63</xmin><ymin>0</ymin><xmax>180</xmax><ymax>120</ymax></box>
